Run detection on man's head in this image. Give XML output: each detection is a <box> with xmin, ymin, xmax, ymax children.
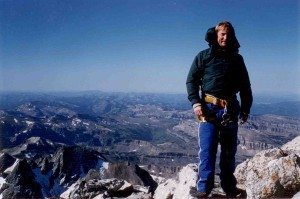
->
<box><xmin>215</xmin><ymin>21</ymin><xmax>235</xmax><ymax>48</ymax></box>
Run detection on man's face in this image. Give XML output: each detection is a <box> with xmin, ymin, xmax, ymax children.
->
<box><xmin>217</xmin><ymin>28</ymin><xmax>229</xmax><ymax>47</ymax></box>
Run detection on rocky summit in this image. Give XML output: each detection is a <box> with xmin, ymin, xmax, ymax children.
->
<box><xmin>154</xmin><ymin>136</ymin><xmax>300</xmax><ymax>199</ymax></box>
<box><xmin>60</xmin><ymin>163</ymin><xmax>157</xmax><ymax>199</ymax></box>
<box><xmin>0</xmin><ymin>137</ymin><xmax>298</xmax><ymax>198</ymax></box>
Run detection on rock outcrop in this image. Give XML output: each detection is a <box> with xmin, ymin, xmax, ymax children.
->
<box><xmin>61</xmin><ymin>178</ymin><xmax>135</xmax><ymax>199</ymax></box>
<box><xmin>0</xmin><ymin>145</ymin><xmax>108</xmax><ymax>198</ymax></box>
<box><xmin>0</xmin><ymin>153</ymin><xmax>15</xmax><ymax>175</ymax></box>
<box><xmin>0</xmin><ymin>136</ymin><xmax>299</xmax><ymax>199</ymax></box>
<box><xmin>153</xmin><ymin>136</ymin><xmax>300</xmax><ymax>199</ymax></box>
<box><xmin>154</xmin><ymin>163</ymin><xmax>198</xmax><ymax>199</ymax></box>
<box><xmin>51</xmin><ymin>146</ymin><xmax>106</xmax><ymax>186</ymax></box>
<box><xmin>60</xmin><ymin>165</ymin><xmax>154</xmax><ymax>199</ymax></box>
<box><xmin>101</xmin><ymin>162</ymin><xmax>158</xmax><ymax>193</ymax></box>
<box><xmin>235</xmin><ymin>136</ymin><xmax>300</xmax><ymax>199</ymax></box>
<box><xmin>0</xmin><ymin>159</ymin><xmax>43</xmax><ymax>199</ymax></box>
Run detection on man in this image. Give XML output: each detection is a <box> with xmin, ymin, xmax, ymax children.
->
<box><xmin>186</xmin><ymin>21</ymin><xmax>252</xmax><ymax>198</ymax></box>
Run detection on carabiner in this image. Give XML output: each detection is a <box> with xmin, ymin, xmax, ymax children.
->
<box><xmin>221</xmin><ymin>105</ymin><xmax>230</xmax><ymax>126</ymax></box>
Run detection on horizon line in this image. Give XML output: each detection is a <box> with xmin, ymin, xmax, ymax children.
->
<box><xmin>0</xmin><ymin>89</ymin><xmax>300</xmax><ymax>97</ymax></box>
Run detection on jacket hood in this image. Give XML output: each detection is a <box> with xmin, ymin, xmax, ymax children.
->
<box><xmin>205</xmin><ymin>27</ymin><xmax>240</xmax><ymax>52</ymax></box>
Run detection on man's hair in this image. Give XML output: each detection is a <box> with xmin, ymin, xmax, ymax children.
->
<box><xmin>207</xmin><ymin>21</ymin><xmax>240</xmax><ymax>50</ymax></box>
<box><xmin>215</xmin><ymin>21</ymin><xmax>235</xmax><ymax>35</ymax></box>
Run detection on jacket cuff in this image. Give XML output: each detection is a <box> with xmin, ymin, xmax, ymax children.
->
<box><xmin>193</xmin><ymin>103</ymin><xmax>201</xmax><ymax>109</ymax></box>
<box><xmin>191</xmin><ymin>99</ymin><xmax>201</xmax><ymax>106</ymax></box>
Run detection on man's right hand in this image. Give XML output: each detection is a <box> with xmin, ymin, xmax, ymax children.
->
<box><xmin>193</xmin><ymin>106</ymin><xmax>204</xmax><ymax>117</ymax></box>
<box><xmin>193</xmin><ymin>103</ymin><xmax>204</xmax><ymax>117</ymax></box>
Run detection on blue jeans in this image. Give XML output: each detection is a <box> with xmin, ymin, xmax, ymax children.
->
<box><xmin>197</xmin><ymin>103</ymin><xmax>239</xmax><ymax>194</ymax></box>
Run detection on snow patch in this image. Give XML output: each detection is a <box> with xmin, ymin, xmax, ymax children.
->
<box><xmin>46</xmin><ymin>140</ymin><xmax>54</xmax><ymax>146</ymax></box>
<box><xmin>72</xmin><ymin>118</ymin><xmax>82</xmax><ymax>126</ymax></box>
<box><xmin>151</xmin><ymin>174</ymin><xmax>165</xmax><ymax>184</ymax></box>
<box><xmin>4</xmin><ymin>159</ymin><xmax>19</xmax><ymax>174</ymax></box>
<box><xmin>102</xmin><ymin>162</ymin><xmax>109</xmax><ymax>170</ymax></box>
<box><xmin>0</xmin><ymin>170</ymin><xmax>6</xmax><ymax>199</ymax></box>
<box><xmin>83</xmin><ymin>122</ymin><xmax>89</xmax><ymax>126</ymax></box>
<box><xmin>97</xmin><ymin>160</ymin><xmax>108</xmax><ymax>171</ymax></box>
<box><xmin>92</xmin><ymin>194</ymin><xmax>105</xmax><ymax>199</ymax></box>
<box><xmin>0</xmin><ymin>176</ymin><xmax>6</xmax><ymax>189</ymax></box>
<box><xmin>15</xmin><ymin>129</ymin><xmax>28</xmax><ymax>136</ymax></box>
<box><xmin>60</xmin><ymin>182</ymin><xmax>77</xmax><ymax>199</ymax></box>
<box><xmin>26</xmin><ymin>120</ymin><xmax>34</xmax><ymax>126</ymax></box>
<box><xmin>60</xmin><ymin>176</ymin><xmax>66</xmax><ymax>185</ymax></box>
<box><xmin>120</xmin><ymin>180</ymin><xmax>132</xmax><ymax>190</ymax></box>
<box><xmin>25</xmin><ymin>153</ymin><xmax>33</xmax><ymax>158</ymax></box>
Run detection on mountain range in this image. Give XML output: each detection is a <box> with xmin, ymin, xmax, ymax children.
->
<box><xmin>0</xmin><ymin>91</ymin><xmax>299</xmax><ymax>198</ymax></box>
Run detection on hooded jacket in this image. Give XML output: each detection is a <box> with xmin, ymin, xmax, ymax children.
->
<box><xmin>186</xmin><ymin>27</ymin><xmax>253</xmax><ymax>114</ymax></box>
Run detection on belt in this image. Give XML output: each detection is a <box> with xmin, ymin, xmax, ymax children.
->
<box><xmin>204</xmin><ymin>94</ymin><xmax>230</xmax><ymax>108</ymax></box>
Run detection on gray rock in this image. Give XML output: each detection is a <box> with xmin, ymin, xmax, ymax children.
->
<box><xmin>61</xmin><ymin>178</ymin><xmax>134</xmax><ymax>199</ymax></box>
<box><xmin>292</xmin><ymin>191</ymin><xmax>300</xmax><ymax>199</ymax></box>
<box><xmin>235</xmin><ymin>136</ymin><xmax>300</xmax><ymax>199</ymax></box>
<box><xmin>0</xmin><ymin>159</ymin><xmax>42</xmax><ymax>199</ymax></box>
<box><xmin>51</xmin><ymin>145</ymin><xmax>106</xmax><ymax>186</ymax></box>
<box><xmin>154</xmin><ymin>163</ymin><xmax>198</xmax><ymax>199</ymax></box>
<box><xmin>101</xmin><ymin>162</ymin><xmax>158</xmax><ymax>194</ymax></box>
<box><xmin>0</xmin><ymin>153</ymin><xmax>15</xmax><ymax>175</ymax></box>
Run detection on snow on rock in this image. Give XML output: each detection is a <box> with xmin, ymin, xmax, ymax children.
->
<box><xmin>60</xmin><ymin>178</ymin><xmax>134</xmax><ymax>199</ymax></box>
<box><xmin>71</xmin><ymin>118</ymin><xmax>82</xmax><ymax>126</ymax></box>
<box><xmin>0</xmin><ymin>177</ymin><xmax>5</xmax><ymax>189</ymax></box>
<box><xmin>1</xmin><ymin>159</ymin><xmax>43</xmax><ymax>198</ymax></box>
<box><xmin>92</xmin><ymin>194</ymin><xmax>105</xmax><ymax>199</ymax></box>
<box><xmin>154</xmin><ymin>163</ymin><xmax>198</xmax><ymax>199</ymax></box>
<box><xmin>3</xmin><ymin>159</ymin><xmax>19</xmax><ymax>174</ymax></box>
<box><xmin>83</xmin><ymin>122</ymin><xmax>89</xmax><ymax>126</ymax></box>
<box><xmin>25</xmin><ymin>120</ymin><xmax>34</xmax><ymax>126</ymax></box>
<box><xmin>60</xmin><ymin>181</ymin><xmax>77</xmax><ymax>199</ymax></box>
<box><xmin>235</xmin><ymin>136</ymin><xmax>300</xmax><ymax>199</ymax></box>
<box><xmin>102</xmin><ymin>162</ymin><xmax>109</xmax><ymax>170</ymax></box>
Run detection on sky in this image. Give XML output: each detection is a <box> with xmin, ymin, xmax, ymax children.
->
<box><xmin>0</xmin><ymin>0</ymin><xmax>299</xmax><ymax>95</ymax></box>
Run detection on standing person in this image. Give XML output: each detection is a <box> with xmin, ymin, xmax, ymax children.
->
<box><xmin>186</xmin><ymin>21</ymin><xmax>252</xmax><ymax>198</ymax></box>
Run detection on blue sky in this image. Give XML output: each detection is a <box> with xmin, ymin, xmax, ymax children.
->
<box><xmin>0</xmin><ymin>0</ymin><xmax>299</xmax><ymax>94</ymax></box>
